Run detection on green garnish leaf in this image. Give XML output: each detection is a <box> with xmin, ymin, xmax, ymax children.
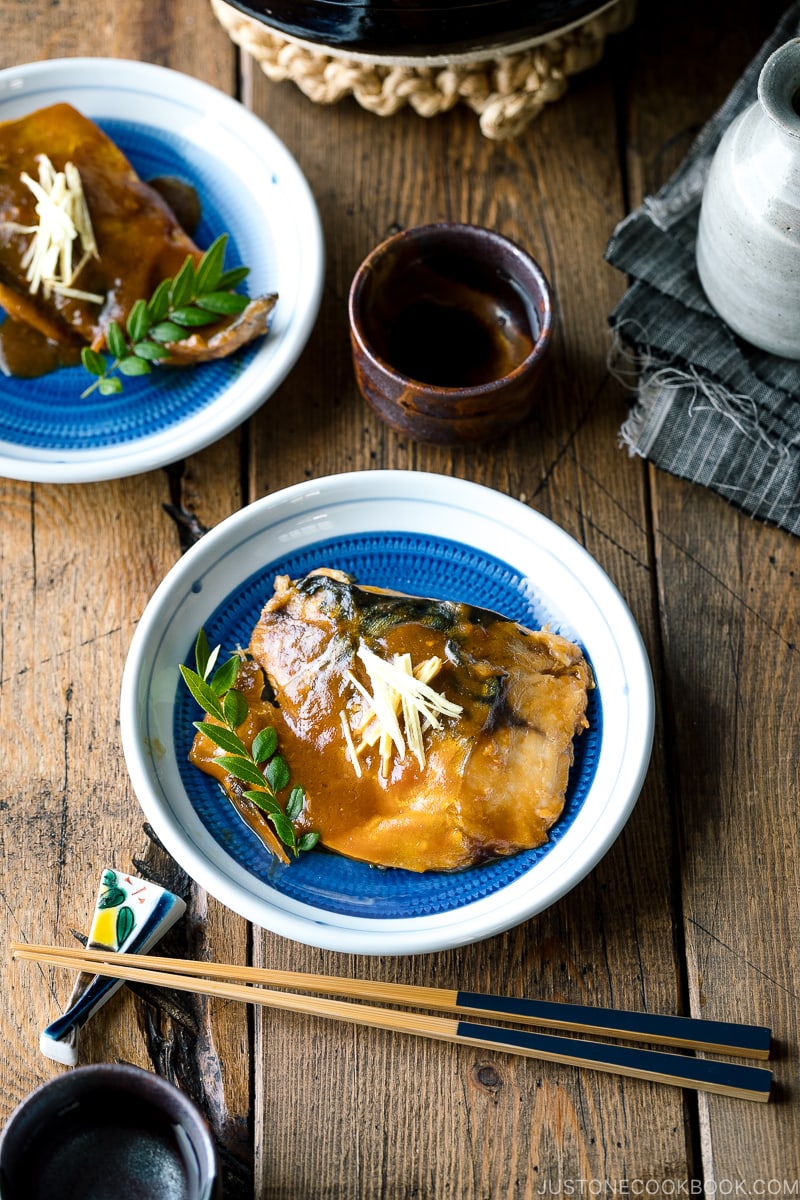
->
<box><xmin>195</xmin><ymin>292</ymin><xmax>251</xmax><ymax>316</ymax></box>
<box><xmin>194</xmin><ymin>234</ymin><xmax>228</xmax><ymax>293</ymax></box>
<box><xmin>192</xmin><ymin>721</ymin><xmax>249</xmax><ymax>757</ymax></box>
<box><xmin>210</xmin><ymin>655</ymin><xmax>240</xmax><ymax>696</ymax></box>
<box><xmin>81</xmin><ymin>347</ymin><xmax>108</xmax><ymax>377</ymax></box>
<box><xmin>268</xmin><ymin>810</ymin><xmax>296</xmax><ymax>849</ymax></box>
<box><xmin>147</xmin><ymin>278</ymin><xmax>172</xmax><ymax>323</ymax></box>
<box><xmin>223</xmin><ymin>688</ymin><xmax>248</xmax><ymax>729</ymax></box>
<box><xmin>252</xmin><ymin>726</ymin><xmax>278</xmax><ymax>764</ymax></box>
<box><xmin>149</xmin><ymin>320</ymin><xmax>188</xmax><ymax>344</ymax></box>
<box><xmin>169</xmin><ymin>306</ymin><xmax>221</xmax><ymax>328</ymax></box>
<box><xmin>217</xmin><ymin>754</ymin><xmax>270</xmax><ymax>789</ymax></box>
<box><xmin>126</xmin><ymin>300</ymin><xmax>151</xmax><ymax>344</ymax></box>
<box><xmin>217</xmin><ymin>265</ymin><xmax>250</xmax><ymax>290</ymax></box>
<box><xmin>285</xmin><ymin>785</ymin><xmax>305</xmax><ymax>821</ymax></box>
<box><xmin>118</xmin><ymin>357</ymin><xmax>152</xmax><ymax>377</ymax></box>
<box><xmin>178</xmin><ymin>664</ymin><xmax>226</xmax><ymax>724</ymax></box>
<box><xmin>243</xmin><ymin>789</ymin><xmax>281</xmax><ymax>816</ymax></box>
<box><xmin>264</xmin><ymin>754</ymin><xmax>290</xmax><ymax>793</ymax></box>
<box><xmin>80</xmin><ymin>235</ymin><xmax>253</xmax><ymax>397</ymax></box>
<box><xmin>181</xmin><ymin>632</ymin><xmax>318</xmax><ymax>861</ymax></box>
<box><xmin>106</xmin><ymin>321</ymin><xmax>128</xmax><ymax>360</ymax></box>
<box><xmin>170</xmin><ymin>255</ymin><xmax>197</xmax><ymax>309</ymax></box>
<box><xmin>133</xmin><ymin>340</ymin><xmax>170</xmax><ymax>362</ymax></box>
<box><xmin>196</xmin><ymin>632</ymin><xmax>218</xmax><ymax>681</ymax></box>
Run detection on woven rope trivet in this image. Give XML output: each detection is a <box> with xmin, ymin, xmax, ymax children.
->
<box><xmin>210</xmin><ymin>0</ymin><xmax>636</xmax><ymax>139</ymax></box>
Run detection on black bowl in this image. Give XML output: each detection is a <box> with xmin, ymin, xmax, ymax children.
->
<box><xmin>221</xmin><ymin>0</ymin><xmax>615</xmax><ymax>59</ymax></box>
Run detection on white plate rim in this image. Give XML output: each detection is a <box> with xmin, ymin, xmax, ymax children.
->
<box><xmin>0</xmin><ymin>57</ymin><xmax>324</xmax><ymax>483</ymax></box>
<box><xmin>120</xmin><ymin>470</ymin><xmax>655</xmax><ymax>954</ymax></box>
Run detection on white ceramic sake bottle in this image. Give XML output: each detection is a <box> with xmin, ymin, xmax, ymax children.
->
<box><xmin>696</xmin><ymin>37</ymin><xmax>800</xmax><ymax>359</ymax></box>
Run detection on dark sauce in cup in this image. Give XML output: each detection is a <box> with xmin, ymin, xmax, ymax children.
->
<box><xmin>369</xmin><ymin>257</ymin><xmax>538</xmax><ymax>389</ymax></box>
<box><xmin>349</xmin><ymin>222</ymin><xmax>553</xmax><ymax>443</ymax></box>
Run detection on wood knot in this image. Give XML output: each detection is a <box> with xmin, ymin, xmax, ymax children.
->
<box><xmin>472</xmin><ymin>1062</ymin><xmax>503</xmax><ymax>1094</ymax></box>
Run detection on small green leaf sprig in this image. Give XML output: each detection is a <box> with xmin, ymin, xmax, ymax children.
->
<box><xmin>80</xmin><ymin>234</ymin><xmax>250</xmax><ymax>397</ymax></box>
<box><xmin>179</xmin><ymin>629</ymin><xmax>319</xmax><ymax>859</ymax></box>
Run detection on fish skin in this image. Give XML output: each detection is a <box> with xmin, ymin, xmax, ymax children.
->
<box><xmin>240</xmin><ymin>569</ymin><xmax>593</xmax><ymax>873</ymax></box>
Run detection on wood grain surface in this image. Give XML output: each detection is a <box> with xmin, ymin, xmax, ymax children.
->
<box><xmin>0</xmin><ymin>0</ymin><xmax>797</xmax><ymax>1196</ymax></box>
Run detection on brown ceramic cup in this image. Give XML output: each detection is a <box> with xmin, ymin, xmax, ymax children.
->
<box><xmin>348</xmin><ymin>222</ymin><xmax>553</xmax><ymax>444</ymax></box>
<box><xmin>0</xmin><ymin>1063</ymin><xmax>221</xmax><ymax>1200</ymax></box>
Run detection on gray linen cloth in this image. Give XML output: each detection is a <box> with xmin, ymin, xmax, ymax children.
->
<box><xmin>605</xmin><ymin>4</ymin><xmax>800</xmax><ymax>536</ymax></box>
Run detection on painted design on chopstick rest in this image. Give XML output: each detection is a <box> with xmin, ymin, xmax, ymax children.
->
<box><xmin>89</xmin><ymin>869</ymin><xmax>150</xmax><ymax>951</ymax></box>
<box><xmin>39</xmin><ymin>868</ymin><xmax>186</xmax><ymax>1066</ymax></box>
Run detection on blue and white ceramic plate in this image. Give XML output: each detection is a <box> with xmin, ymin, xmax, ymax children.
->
<box><xmin>120</xmin><ymin>471</ymin><xmax>654</xmax><ymax>954</ymax></box>
<box><xmin>0</xmin><ymin>58</ymin><xmax>323</xmax><ymax>483</ymax></box>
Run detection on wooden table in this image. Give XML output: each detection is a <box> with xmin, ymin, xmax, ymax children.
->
<box><xmin>1</xmin><ymin>0</ymin><xmax>798</xmax><ymax>1194</ymax></box>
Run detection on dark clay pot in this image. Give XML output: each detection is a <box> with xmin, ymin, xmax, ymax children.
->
<box><xmin>220</xmin><ymin>0</ymin><xmax>614</xmax><ymax>59</ymax></box>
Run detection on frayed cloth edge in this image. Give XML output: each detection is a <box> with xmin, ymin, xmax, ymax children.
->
<box><xmin>608</xmin><ymin>331</ymin><xmax>788</xmax><ymax>458</ymax></box>
<box><xmin>618</xmin><ymin>368</ymin><xmax>788</xmax><ymax>458</ymax></box>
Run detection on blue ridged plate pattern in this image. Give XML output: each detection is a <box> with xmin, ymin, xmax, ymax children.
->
<box><xmin>0</xmin><ymin>58</ymin><xmax>323</xmax><ymax>482</ymax></box>
<box><xmin>121</xmin><ymin>472</ymin><xmax>654</xmax><ymax>954</ymax></box>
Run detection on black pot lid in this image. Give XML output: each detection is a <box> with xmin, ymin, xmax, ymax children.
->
<box><xmin>224</xmin><ymin>0</ymin><xmax>617</xmax><ymax>59</ymax></box>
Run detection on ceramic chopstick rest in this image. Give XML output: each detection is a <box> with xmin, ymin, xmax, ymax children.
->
<box><xmin>39</xmin><ymin>869</ymin><xmax>186</xmax><ymax>1065</ymax></box>
<box><xmin>696</xmin><ymin>38</ymin><xmax>800</xmax><ymax>358</ymax></box>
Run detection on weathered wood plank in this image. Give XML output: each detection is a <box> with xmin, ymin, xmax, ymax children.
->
<box><xmin>625</xmin><ymin>0</ymin><xmax>800</xmax><ymax>1184</ymax></box>
<box><xmin>0</xmin><ymin>5</ymin><xmax>252</xmax><ymax>1194</ymax></box>
<box><xmin>242</xmin><ymin>27</ymin><xmax>690</xmax><ymax>1195</ymax></box>
<box><xmin>1</xmin><ymin>0</ymin><xmax>796</xmax><ymax>1193</ymax></box>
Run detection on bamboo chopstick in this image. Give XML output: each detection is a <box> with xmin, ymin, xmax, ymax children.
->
<box><xmin>12</xmin><ymin>941</ymin><xmax>772</xmax><ymax>1058</ymax></box>
<box><xmin>11</xmin><ymin>942</ymin><xmax>772</xmax><ymax>1101</ymax></box>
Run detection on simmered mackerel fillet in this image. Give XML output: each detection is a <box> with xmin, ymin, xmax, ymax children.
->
<box><xmin>0</xmin><ymin>103</ymin><xmax>275</xmax><ymax>359</ymax></box>
<box><xmin>190</xmin><ymin>569</ymin><xmax>593</xmax><ymax>873</ymax></box>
